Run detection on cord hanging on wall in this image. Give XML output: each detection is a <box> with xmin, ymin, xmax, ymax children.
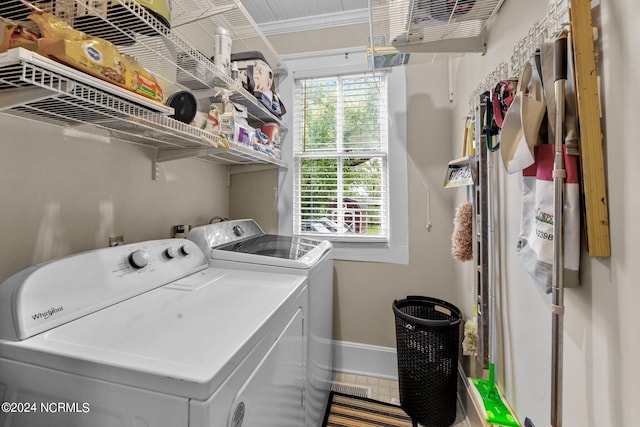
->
<box><xmin>407</xmin><ymin>156</ymin><xmax>433</xmax><ymax>232</ymax></box>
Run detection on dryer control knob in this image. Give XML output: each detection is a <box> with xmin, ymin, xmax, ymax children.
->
<box><xmin>232</xmin><ymin>225</ymin><xmax>244</xmax><ymax>236</ymax></box>
<box><xmin>180</xmin><ymin>245</ymin><xmax>192</xmax><ymax>256</ymax></box>
<box><xmin>129</xmin><ymin>250</ymin><xmax>150</xmax><ymax>269</ymax></box>
<box><xmin>165</xmin><ymin>247</ymin><xmax>178</xmax><ymax>259</ymax></box>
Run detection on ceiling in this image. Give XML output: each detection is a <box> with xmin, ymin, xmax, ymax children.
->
<box><xmin>240</xmin><ymin>0</ymin><xmax>370</xmax><ymax>34</ymax></box>
<box><xmin>237</xmin><ymin>0</ymin><xmax>504</xmax><ymax>57</ymax></box>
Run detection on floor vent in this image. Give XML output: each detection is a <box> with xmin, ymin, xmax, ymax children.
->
<box><xmin>330</xmin><ymin>382</ymin><xmax>371</xmax><ymax>398</ymax></box>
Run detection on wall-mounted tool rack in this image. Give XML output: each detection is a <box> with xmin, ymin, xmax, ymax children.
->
<box><xmin>465</xmin><ymin>1</ymin><xmax>611</xmax><ymax>425</ymax></box>
<box><xmin>468</xmin><ymin>0</ymin><xmax>610</xmax><ymax>256</ymax></box>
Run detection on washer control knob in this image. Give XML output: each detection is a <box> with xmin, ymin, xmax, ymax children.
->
<box><xmin>129</xmin><ymin>250</ymin><xmax>150</xmax><ymax>269</ymax></box>
<box><xmin>180</xmin><ymin>244</ymin><xmax>192</xmax><ymax>256</ymax></box>
<box><xmin>232</xmin><ymin>225</ymin><xmax>244</xmax><ymax>236</ymax></box>
<box><xmin>165</xmin><ymin>247</ymin><xmax>178</xmax><ymax>259</ymax></box>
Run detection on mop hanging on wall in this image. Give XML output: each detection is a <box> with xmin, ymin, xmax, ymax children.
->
<box><xmin>468</xmin><ymin>91</ymin><xmax>520</xmax><ymax>427</ymax></box>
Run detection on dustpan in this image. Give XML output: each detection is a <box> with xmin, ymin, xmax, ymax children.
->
<box><xmin>444</xmin><ymin>117</ymin><xmax>476</xmax><ymax>188</ymax></box>
<box><xmin>500</xmin><ymin>61</ymin><xmax>546</xmax><ymax>174</ymax></box>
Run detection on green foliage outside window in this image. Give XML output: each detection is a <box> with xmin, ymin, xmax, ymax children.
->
<box><xmin>298</xmin><ymin>74</ymin><xmax>386</xmax><ymax>236</ymax></box>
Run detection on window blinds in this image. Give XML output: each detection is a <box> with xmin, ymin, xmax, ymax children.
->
<box><xmin>293</xmin><ymin>72</ymin><xmax>389</xmax><ymax>240</ymax></box>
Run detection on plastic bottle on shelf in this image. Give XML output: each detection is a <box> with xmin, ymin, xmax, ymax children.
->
<box><xmin>204</xmin><ymin>104</ymin><xmax>221</xmax><ymax>134</ymax></box>
<box><xmin>213</xmin><ymin>87</ymin><xmax>235</xmax><ymax>143</ymax></box>
<box><xmin>231</xmin><ymin>62</ymin><xmax>239</xmax><ymax>81</ymax></box>
<box><xmin>214</xmin><ymin>26</ymin><xmax>232</xmax><ymax>76</ymax></box>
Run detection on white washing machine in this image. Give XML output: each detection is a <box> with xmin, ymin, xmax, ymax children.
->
<box><xmin>0</xmin><ymin>239</ymin><xmax>307</xmax><ymax>427</ymax></box>
<box><xmin>187</xmin><ymin>220</ymin><xmax>333</xmax><ymax>427</ymax></box>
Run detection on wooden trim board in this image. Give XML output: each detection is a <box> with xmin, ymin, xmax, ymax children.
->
<box><xmin>571</xmin><ymin>0</ymin><xmax>611</xmax><ymax>257</ymax></box>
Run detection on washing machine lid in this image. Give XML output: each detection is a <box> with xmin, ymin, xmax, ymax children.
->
<box><xmin>0</xmin><ymin>267</ymin><xmax>306</xmax><ymax>401</ymax></box>
<box><xmin>213</xmin><ymin>234</ymin><xmax>332</xmax><ymax>269</ymax></box>
<box><xmin>189</xmin><ymin>219</ymin><xmax>332</xmax><ymax>269</ymax></box>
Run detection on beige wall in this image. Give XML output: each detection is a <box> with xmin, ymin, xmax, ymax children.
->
<box><xmin>0</xmin><ymin>115</ymin><xmax>229</xmax><ymax>282</ymax></box>
<box><xmin>229</xmin><ymin>167</ymin><xmax>279</xmax><ymax>233</ymax></box>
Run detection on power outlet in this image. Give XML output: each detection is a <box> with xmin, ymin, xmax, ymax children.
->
<box><xmin>172</xmin><ymin>225</ymin><xmax>189</xmax><ymax>238</ymax></box>
<box><xmin>109</xmin><ymin>235</ymin><xmax>124</xmax><ymax>247</ymax></box>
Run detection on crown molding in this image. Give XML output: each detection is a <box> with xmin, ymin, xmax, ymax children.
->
<box><xmin>258</xmin><ymin>8</ymin><xmax>369</xmax><ymax>36</ymax></box>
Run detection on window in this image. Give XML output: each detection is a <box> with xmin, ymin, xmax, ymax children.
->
<box><xmin>278</xmin><ymin>47</ymin><xmax>407</xmax><ymax>263</ymax></box>
<box><xmin>293</xmin><ymin>72</ymin><xmax>389</xmax><ymax>242</ymax></box>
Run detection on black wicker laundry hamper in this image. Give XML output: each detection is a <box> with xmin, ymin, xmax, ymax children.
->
<box><xmin>392</xmin><ymin>296</ymin><xmax>462</xmax><ymax>427</ymax></box>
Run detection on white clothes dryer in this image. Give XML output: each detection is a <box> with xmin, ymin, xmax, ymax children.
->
<box><xmin>188</xmin><ymin>220</ymin><xmax>333</xmax><ymax>427</ymax></box>
<box><xmin>0</xmin><ymin>239</ymin><xmax>307</xmax><ymax>427</ymax></box>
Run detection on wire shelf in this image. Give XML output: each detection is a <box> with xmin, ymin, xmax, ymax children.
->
<box><xmin>0</xmin><ymin>48</ymin><xmax>218</xmax><ymax>148</ymax></box>
<box><xmin>171</xmin><ymin>0</ymin><xmax>286</xmax><ymax>76</ymax></box>
<box><xmin>369</xmin><ymin>0</ymin><xmax>505</xmax><ymax>54</ymax></box>
<box><xmin>0</xmin><ymin>0</ymin><xmax>287</xmax><ymax>168</ymax></box>
<box><xmin>207</xmin><ymin>141</ymin><xmax>287</xmax><ymax>167</ymax></box>
<box><xmin>0</xmin><ymin>0</ymin><xmax>284</xmax><ymax>78</ymax></box>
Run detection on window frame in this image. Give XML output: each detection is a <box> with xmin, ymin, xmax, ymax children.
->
<box><xmin>277</xmin><ymin>47</ymin><xmax>408</xmax><ymax>264</ymax></box>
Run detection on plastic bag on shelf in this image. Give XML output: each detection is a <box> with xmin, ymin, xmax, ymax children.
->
<box><xmin>0</xmin><ymin>16</ymin><xmax>40</xmax><ymax>53</ymax></box>
<box><xmin>27</xmin><ymin>11</ymin><xmax>164</xmax><ymax>103</ymax></box>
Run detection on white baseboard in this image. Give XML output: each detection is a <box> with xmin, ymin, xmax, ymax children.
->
<box><xmin>332</xmin><ymin>340</ymin><xmax>398</xmax><ymax>379</ymax></box>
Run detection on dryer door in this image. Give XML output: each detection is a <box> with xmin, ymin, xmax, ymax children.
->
<box><xmin>228</xmin><ymin>308</ymin><xmax>305</xmax><ymax>427</ymax></box>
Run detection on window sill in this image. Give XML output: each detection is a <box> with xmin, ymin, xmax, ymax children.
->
<box><xmin>295</xmin><ymin>234</ymin><xmax>389</xmax><ymax>244</ymax></box>
<box><xmin>330</xmin><ymin>240</ymin><xmax>408</xmax><ymax>264</ymax></box>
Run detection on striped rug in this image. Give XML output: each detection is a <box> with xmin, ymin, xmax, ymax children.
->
<box><xmin>322</xmin><ymin>391</ymin><xmax>414</xmax><ymax>427</ymax></box>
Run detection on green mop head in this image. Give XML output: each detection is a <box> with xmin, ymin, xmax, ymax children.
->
<box><xmin>469</xmin><ymin>364</ymin><xmax>520</xmax><ymax>427</ymax></box>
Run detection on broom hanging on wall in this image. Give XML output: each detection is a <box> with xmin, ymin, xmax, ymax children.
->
<box><xmin>468</xmin><ymin>93</ymin><xmax>519</xmax><ymax>427</ymax></box>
